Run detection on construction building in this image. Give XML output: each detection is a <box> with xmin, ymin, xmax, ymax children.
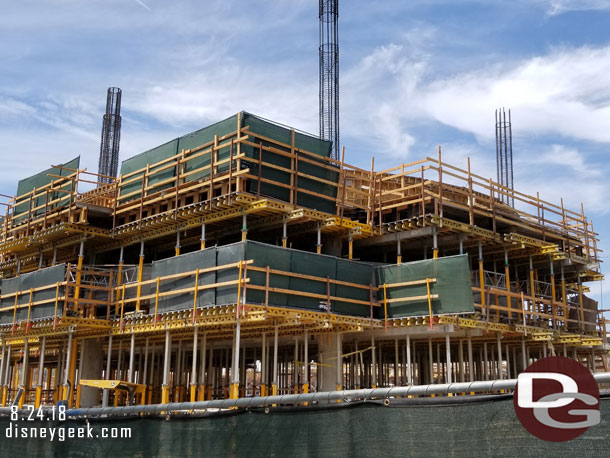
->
<box><xmin>0</xmin><ymin>111</ymin><xmax>605</xmax><ymax>410</ymax></box>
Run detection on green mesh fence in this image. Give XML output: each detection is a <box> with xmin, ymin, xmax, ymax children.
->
<box><xmin>0</xmin><ymin>264</ymin><xmax>66</xmax><ymax>324</ymax></box>
<box><xmin>2</xmin><ymin>398</ymin><xmax>609</xmax><ymax>457</ymax></box>
<box><xmin>376</xmin><ymin>255</ymin><xmax>475</xmax><ymax>318</ymax></box>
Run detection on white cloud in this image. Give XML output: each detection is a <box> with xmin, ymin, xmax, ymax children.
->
<box><xmin>542</xmin><ymin>0</ymin><xmax>610</xmax><ymax>15</ymax></box>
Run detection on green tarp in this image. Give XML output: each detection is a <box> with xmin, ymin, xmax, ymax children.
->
<box><xmin>117</xmin><ymin>112</ymin><xmax>338</xmax><ymax>213</ymax></box>
<box><xmin>0</xmin><ymin>264</ymin><xmax>66</xmax><ymax>324</ymax></box>
<box><xmin>14</xmin><ymin>156</ymin><xmax>80</xmax><ymax>221</ymax></box>
<box><xmin>376</xmin><ymin>255</ymin><xmax>475</xmax><ymax>318</ymax></box>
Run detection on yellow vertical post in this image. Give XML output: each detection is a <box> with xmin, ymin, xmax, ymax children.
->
<box><xmin>426</xmin><ymin>278</ymin><xmax>434</xmax><ymax>329</ymax></box>
<box><xmin>136</xmin><ymin>241</ymin><xmax>144</xmax><ymax>312</ymax></box>
<box><xmin>74</xmin><ymin>239</ymin><xmax>85</xmax><ymax>313</ymax></box>
<box><xmin>115</xmin><ymin>245</ymin><xmax>124</xmax><ymax>314</ymax></box>
<box><xmin>192</xmin><ymin>268</ymin><xmax>200</xmax><ymax>323</ymax></box>
<box><xmin>383</xmin><ymin>283</ymin><xmax>388</xmax><ymax>331</ymax></box>
<box><xmin>316</xmin><ymin>223</ymin><xmax>322</xmax><ymax>254</ymax></box>
<box><xmin>153</xmin><ymin>277</ymin><xmax>160</xmax><ymax>325</ymax></box>
<box><xmin>348</xmin><ymin>237</ymin><xmax>353</xmax><ymax>260</ymax></box>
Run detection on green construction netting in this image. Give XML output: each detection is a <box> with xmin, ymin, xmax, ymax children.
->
<box><xmin>149</xmin><ymin>241</ymin><xmax>371</xmax><ymax>317</ymax></box>
<box><xmin>2</xmin><ymin>398</ymin><xmax>609</xmax><ymax>457</ymax></box>
<box><xmin>13</xmin><ymin>157</ymin><xmax>80</xmax><ymax>221</ymax></box>
<box><xmin>0</xmin><ymin>264</ymin><xmax>66</xmax><ymax>324</ymax></box>
<box><xmin>375</xmin><ymin>255</ymin><xmax>475</xmax><ymax>318</ymax></box>
<box><xmin>117</xmin><ymin>112</ymin><xmax>338</xmax><ymax>213</ymax></box>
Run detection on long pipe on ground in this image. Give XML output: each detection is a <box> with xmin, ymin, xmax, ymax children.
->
<box><xmin>10</xmin><ymin>372</ymin><xmax>610</xmax><ymax>419</ymax></box>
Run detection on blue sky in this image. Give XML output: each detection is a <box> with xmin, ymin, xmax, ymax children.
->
<box><xmin>1</xmin><ymin>0</ymin><xmax>610</xmax><ymax>304</ymax></box>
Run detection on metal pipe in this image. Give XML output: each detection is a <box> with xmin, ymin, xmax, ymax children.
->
<box><xmin>128</xmin><ymin>332</ymin><xmax>136</xmax><ymax>383</ymax></box>
<box><xmin>406</xmin><ymin>335</ymin><xmax>412</xmax><ymax>385</ymax></box>
<box><xmin>25</xmin><ymin>372</ymin><xmax>610</xmax><ymax>418</ymax></box>
<box><xmin>102</xmin><ymin>335</ymin><xmax>112</xmax><ymax>408</ymax></box>
<box><xmin>272</xmin><ymin>324</ymin><xmax>279</xmax><ymax>395</ymax></box>
<box><xmin>467</xmin><ymin>336</ymin><xmax>473</xmax><ymax>382</ymax></box>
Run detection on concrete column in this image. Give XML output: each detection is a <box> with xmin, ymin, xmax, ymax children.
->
<box><xmin>458</xmin><ymin>339</ymin><xmax>464</xmax><ymax>383</ymax></box>
<box><xmin>260</xmin><ymin>333</ymin><xmax>267</xmax><ymax>396</ymax></box>
<box><xmin>79</xmin><ymin>338</ymin><xmax>104</xmax><ymax>408</ymax></box>
<box><xmin>318</xmin><ymin>333</ymin><xmax>340</xmax><ymax>391</ymax></box>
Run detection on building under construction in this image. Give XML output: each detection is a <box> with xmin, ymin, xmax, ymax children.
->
<box><xmin>0</xmin><ymin>111</ymin><xmax>606</xmax><ymax>410</ymax></box>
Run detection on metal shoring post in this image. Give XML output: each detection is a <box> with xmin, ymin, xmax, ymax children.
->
<box><xmin>241</xmin><ymin>212</ymin><xmax>247</xmax><ymax>242</ymax></box>
<box><xmin>0</xmin><ymin>340</ymin><xmax>4</xmax><ymax>406</ymax></box>
<box><xmin>198</xmin><ymin>332</ymin><xmax>206</xmax><ymax>401</ymax></box>
<box><xmin>371</xmin><ymin>336</ymin><xmax>377</xmax><ymax>388</ymax></box>
<box><xmin>303</xmin><ymin>329</ymin><xmax>309</xmax><ymax>393</ymax></box>
<box><xmin>260</xmin><ymin>333</ymin><xmax>267</xmax><ymax>397</ymax></box>
<box><xmin>74</xmin><ymin>239</ymin><xmax>85</xmax><ymax>312</ymax></box>
<box><xmin>406</xmin><ymin>335</ymin><xmax>412</xmax><ymax>385</ymax></box>
<box><xmin>336</xmin><ymin>331</ymin><xmax>342</xmax><ymax>391</ymax></box>
<box><xmin>505</xmin><ymin>248</ymin><xmax>511</xmax><ymax>319</ymax></box>
<box><xmin>142</xmin><ymin>337</ymin><xmax>149</xmax><ymax>405</ymax></box>
<box><xmin>459</xmin><ymin>234</ymin><xmax>464</xmax><ymax>255</ymax></box>
<box><xmin>396</xmin><ymin>235</ymin><xmax>402</xmax><ymax>265</ymax></box>
<box><xmin>190</xmin><ymin>328</ymin><xmax>198</xmax><ymax>402</ymax></box>
<box><xmin>102</xmin><ymin>335</ymin><xmax>112</xmax><ymax>407</ymax></box>
<box><xmin>483</xmin><ymin>342</ymin><xmax>488</xmax><ymax>381</ymax></box>
<box><xmin>52</xmin><ymin>244</ymin><xmax>57</xmax><ymax>266</ymax></box>
<box><xmin>200</xmin><ymin>222</ymin><xmax>206</xmax><ymax>250</ymax></box>
<box><xmin>432</xmin><ymin>227</ymin><xmax>439</xmax><ymax>259</ymax></box>
<box><xmin>161</xmin><ymin>329</ymin><xmax>171</xmax><ymax>404</ymax></box>
<box><xmin>18</xmin><ymin>338</ymin><xmax>29</xmax><ymax>409</ymax></box>
<box><xmin>207</xmin><ymin>342</ymin><xmax>214</xmax><ymax>400</ymax></box>
<box><xmin>348</xmin><ymin>234</ymin><xmax>353</xmax><ymax>260</ymax></box>
<box><xmin>63</xmin><ymin>329</ymin><xmax>76</xmax><ymax>404</ymax></box>
<box><xmin>75</xmin><ymin>340</ymin><xmax>85</xmax><ymax>408</ymax></box>
<box><xmin>129</xmin><ymin>332</ymin><xmax>136</xmax><ymax>384</ymax></box>
<box><xmin>496</xmin><ymin>333</ymin><xmax>503</xmax><ymax>380</ymax></box>
<box><xmin>272</xmin><ymin>324</ymin><xmax>279</xmax><ymax>396</ymax></box>
<box><xmin>458</xmin><ymin>339</ymin><xmax>464</xmax><ymax>383</ymax></box>
<box><xmin>445</xmin><ymin>335</ymin><xmax>452</xmax><ymax>385</ymax></box>
<box><xmin>316</xmin><ymin>223</ymin><xmax>322</xmax><ymax>254</ymax></box>
<box><xmin>1</xmin><ymin>344</ymin><xmax>10</xmax><ymax>406</ymax></box>
<box><xmin>293</xmin><ymin>337</ymin><xmax>299</xmax><ymax>394</ymax></box>
<box><xmin>467</xmin><ymin>335</ymin><xmax>474</xmax><ymax>382</ymax></box>
<box><xmin>175</xmin><ymin>229</ymin><xmax>181</xmax><ymax>256</ymax></box>
<box><xmin>394</xmin><ymin>338</ymin><xmax>399</xmax><ymax>386</ymax></box>
<box><xmin>282</xmin><ymin>217</ymin><xmax>288</xmax><ymax>248</ymax></box>
<box><xmin>35</xmin><ymin>336</ymin><xmax>46</xmax><ymax>409</ymax></box>
<box><xmin>478</xmin><ymin>241</ymin><xmax>485</xmax><ymax>317</ymax></box>
<box><xmin>136</xmin><ymin>241</ymin><xmax>145</xmax><ymax>312</ymax></box>
<box><xmin>428</xmin><ymin>338</ymin><xmax>433</xmax><ymax>384</ymax></box>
